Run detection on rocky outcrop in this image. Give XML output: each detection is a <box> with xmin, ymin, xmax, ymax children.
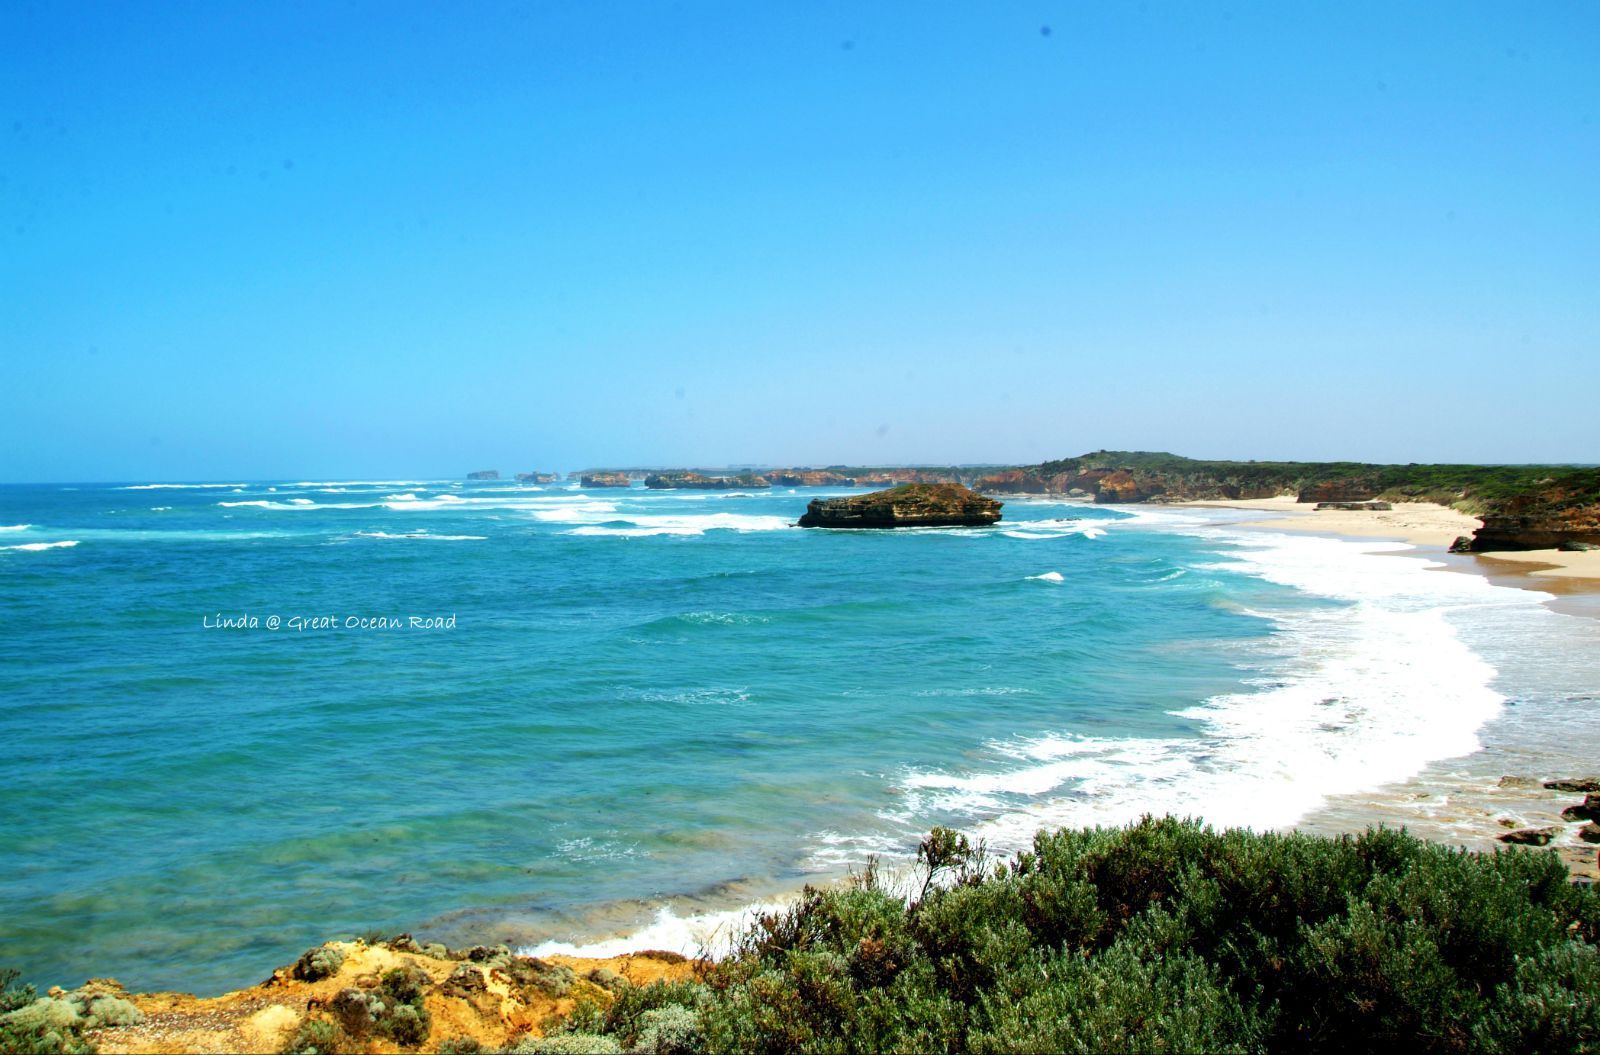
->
<box><xmin>1315</xmin><ymin>501</ymin><xmax>1393</xmax><ymax>511</ymax></box>
<box><xmin>767</xmin><ymin>470</ymin><xmax>856</xmax><ymax>487</ymax></box>
<box><xmin>1499</xmin><ymin>827</ymin><xmax>1559</xmax><ymax>846</ymax></box>
<box><xmin>1463</xmin><ymin>469</ymin><xmax>1600</xmax><ymax>552</ymax></box>
<box><xmin>516</xmin><ymin>472</ymin><xmax>559</xmax><ymax>484</ymax></box>
<box><xmin>798</xmin><ymin>483</ymin><xmax>1002</xmax><ymax>529</ymax></box>
<box><xmin>466</xmin><ymin>470</ymin><xmax>499</xmax><ymax>481</ymax></box>
<box><xmin>1561</xmin><ymin>795</ymin><xmax>1600</xmax><ymax>822</ymax></box>
<box><xmin>66</xmin><ymin>937</ymin><xmax>694</xmax><ymax>1055</ymax></box>
<box><xmin>581</xmin><ymin>472</ymin><xmax>633</xmax><ymax>488</ymax></box>
<box><xmin>644</xmin><ymin>472</ymin><xmax>771</xmax><ymax>490</ymax></box>
<box><xmin>1546</xmin><ymin>778</ymin><xmax>1600</xmax><ymax>793</ymax></box>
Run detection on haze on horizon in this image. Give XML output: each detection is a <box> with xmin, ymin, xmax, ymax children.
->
<box><xmin>2</xmin><ymin>3</ymin><xmax>1596</xmax><ymax>483</ymax></box>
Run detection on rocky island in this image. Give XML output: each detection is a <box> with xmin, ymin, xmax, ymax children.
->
<box><xmin>515</xmin><ymin>472</ymin><xmax>559</xmax><ymax>484</ymax></box>
<box><xmin>465</xmin><ymin>470</ymin><xmax>499</xmax><ymax>481</ymax></box>
<box><xmin>797</xmin><ymin>483</ymin><xmax>1002</xmax><ymax>529</ymax></box>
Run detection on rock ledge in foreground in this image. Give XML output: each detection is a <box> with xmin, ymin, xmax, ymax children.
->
<box><xmin>798</xmin><ymin>483</ymin><xmax>1002</xmax><ymax>529</ymax></box>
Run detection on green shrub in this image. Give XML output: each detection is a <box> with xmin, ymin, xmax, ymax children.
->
<box><xmin>545</xmin><ymin>819</ymin><xmax>1600</xmax><ymax>1053</ymax></box>
<box><xmin>506</xmin><ymin>1034</ymin><xmax>623</xmax><ymax>1054</ymax></box>
<box><xmin>627</xmin><ymin>1004</ymin><xmax>701</xmax><ymax>1055</ymax></box>
<box><xmin>383</xmin><ymin>1003</ymin><xmax>430</xmax><ymax>1047</ymax></box>
<box><xmin>437</xmin><ymin>1037</ymin><xmax>485</xmax><ymax>1054</ymax></box>
<box><xmin>280</xmin><ymin>1016</ymin><xmax>344</xmax><ymax>1055</ymax></box>
<box><xmin>291</xmin><ymin>946</ymin><xmax>346</xmax><ymax>982</ymax></box>
<box><xmin>0</xmin><ymin>997</ymin><xmax>92</xmax><ymax>1055</ymax></box>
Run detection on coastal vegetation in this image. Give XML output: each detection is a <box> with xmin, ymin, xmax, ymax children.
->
<box><xmin>6</xmin><ymin>819</ymin><xmax>1597</xmax><ymax>1053</ymax></box>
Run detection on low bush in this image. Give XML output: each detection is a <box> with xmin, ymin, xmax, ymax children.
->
<box><xmin>550</xmin><ymin>818</ymin><xmax>1600</xmax><ymax>1053</ymax></box>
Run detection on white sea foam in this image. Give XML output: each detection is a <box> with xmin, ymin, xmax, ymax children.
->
<box><xmin>1027</xmin><ymin>571</ymin><xmax>1065</xmax><ymax>582</ymax></box>
<box><xmin>523</xmin><ymin>900</ymin><xmax>794</xmax><ymax>961</ymax></box>
<box><xmin>568</xmin><ymin>513</ymin><xmax>792</xmax><ymax>537</ymax></box>
<box><xmin>530</xmin><ymin>504</ymin><xmax>619</xmax><ymax>522</ymax></box>
<box><xmin>2</xmin><ymin>540</ymin><xmax>79</xmax><ymax>552</ymax></box>
<box><xmin>217</xmin><ymin>500</ymin><xmax>380</xmax><ymax>510</ymax></box>
<box><xmin>1001</xmin><ymin>518</ymin><xmax>1108</xmax><ymax>541</ymax></box>
<box><xmin>288</xmin><ymin>480</ymin><xmax>441</xmax><ymax>487</ymax></box>
<box><xmin>892</xmin><ymin>525</ymin><xmax>1526</xmax><ymax>853</ymax></box>
<box><xmin>0</xmin><ymin>524</ymin><xmax>30</xmax><ymax>531</ymax></box>
<box><xmin>353</xmin><ymin>531</ymin><xmax>486</xmax><ymax>541</ymax></box>
<box><xmin>119</xmin><ymin>483</ymin><xmax>247</xmax><ymax>490</ymax></box>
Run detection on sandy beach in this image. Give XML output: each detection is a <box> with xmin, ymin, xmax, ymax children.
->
<box><xmin>1177</xmin><ymin>496</ymin><xmax>1600</xmax><ymax>586</ymax></box>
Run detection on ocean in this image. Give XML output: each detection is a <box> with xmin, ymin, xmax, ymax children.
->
<box><xmin>1</xmin><ymin>480</ymin><xmax>1595</xmax><ymax>993</ymax></box>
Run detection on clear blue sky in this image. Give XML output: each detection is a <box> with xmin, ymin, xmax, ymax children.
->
<box><xmin>3</xmin><ymin>2</ymin><xmax>1595</xmax><ymax>481</ymax></box>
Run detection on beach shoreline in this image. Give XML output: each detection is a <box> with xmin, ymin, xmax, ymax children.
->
<box><xmin>1173</xmin><ymin>495</ymin><xmax>1600</xmax><ymax>596</ymax></box>
<box><xmin>1167</xmin><ymin>496</ymin><xmax>1600</xmax><ymax>879</ymax></box>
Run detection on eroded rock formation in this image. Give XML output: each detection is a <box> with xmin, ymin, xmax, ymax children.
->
<box><xmin>798</xmin><ymin>483</ymin><xmax>1002</xmax><ymax>528</ymax></box>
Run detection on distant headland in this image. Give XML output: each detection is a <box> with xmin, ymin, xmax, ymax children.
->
<box><xmin>466</xmin><ymin>451</ymin><xmax>1599</xmax><ymax>552</ymax></box>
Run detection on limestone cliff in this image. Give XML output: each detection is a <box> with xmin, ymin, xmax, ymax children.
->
<box><xmin>1465</xmin><ymin>469</ymin><xmax>1600</xmax><ymax>551</ymax></box>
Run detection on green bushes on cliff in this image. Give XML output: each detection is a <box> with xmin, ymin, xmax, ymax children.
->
<box><xmin>562</xmin><ymin>818</ymin><xmax>1599</xmax><ymax>1053</ymax></box>
<box><xmin>0</xmin><ymin>972</ymin><xmax>147</xmax><ymax>1055</ymax></box>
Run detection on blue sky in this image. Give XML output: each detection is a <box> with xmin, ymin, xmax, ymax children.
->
<box><xmin>3</xmin><ymin>2</ymin><xmax>1595</xmax><ymax>481</ymax></box>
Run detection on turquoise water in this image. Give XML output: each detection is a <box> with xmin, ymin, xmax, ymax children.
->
<box><xmin>0</xmin><ymin>480</ymin><xmax>1391</xmax><ymax>992</ymax></box>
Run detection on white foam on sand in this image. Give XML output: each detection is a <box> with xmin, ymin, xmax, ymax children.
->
<box><xmin>893</xmin><ymin>524</ymin><xmax>1529</xmax><ymax>853</ymax></box>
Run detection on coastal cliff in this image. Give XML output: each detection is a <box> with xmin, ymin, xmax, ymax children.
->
<box><xmin>643</xmin><ymin>472</ymin><xmax>770</xmax><ymax>490</ymax></box>
<box><xmin>798</xmin><ymin>483</ymin><xmax>1002</xmax><ymax>528</ymax></box>
<box><xmin>1463</xmin><ymin>469</ymin><xmax>1600</xmax><ymax>551</ymax></box>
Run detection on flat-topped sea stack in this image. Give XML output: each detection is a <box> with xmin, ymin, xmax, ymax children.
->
<box><xmin>645</xmin><ymin>471</ymin><xmax>771</xmax><ymax>489</ymax></box>
<box><xmin>581</xmin><ymin>471</ymin><xmax>633</xmax><ymax>488</ymax></box>
<box><xmin>798</xmin><ymin>482</ymin><xmax>1002</xmax><ymax>529</ymax></box>
<box><xmin>466</xmin><ymin>469</ymin><xmax>499</xmax><ymax>480</ymax></box>
<box><xmin>515</xmin><ymin>471</ymin><xmax>560</xmax><ymax>484</ymax></box>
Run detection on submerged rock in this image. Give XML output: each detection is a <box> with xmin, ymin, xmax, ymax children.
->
<box><xmin>1500</xmin><ymin>827</ymin><xmax>1559</xmax><ymax>846</ymax></box>
<box><xmin>1561</xmin><ymin>795</ymin><xmax>1600</xmax><ymax>822</ymax></box>
<box><xmin>797</xmin><ymin>483</ymin><xmax>1002</xmax><ymax>529</ymax></box>
<box><xmin>1546</xmin><ymin>778</ymin><xmax>1600</xmax><ymax>793</ymax></box>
